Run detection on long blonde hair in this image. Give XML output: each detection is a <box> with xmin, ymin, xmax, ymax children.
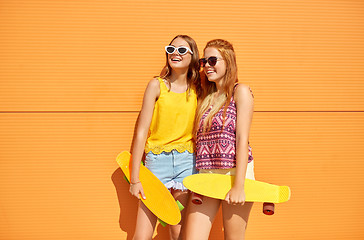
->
<box><xmin>195</xmin><ymin>39</ymin><xmax>238</xmax><ymax>133</ymax></box>
<box><xmin>159</xmin><ymin>35</ymin><xmax>201</xmax><ymax>98</ymax></box>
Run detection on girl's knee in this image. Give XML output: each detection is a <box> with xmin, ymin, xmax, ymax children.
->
<box><xmin>169</xmin><ymin>224</ymin><xmax>182</xmax><ymax>240</ymax></box>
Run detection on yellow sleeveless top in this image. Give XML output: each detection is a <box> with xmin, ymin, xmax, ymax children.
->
<box><xmin>145</xmin><ymin>77</ymin><xmax>197</xmax><ymax>154</ymax></box>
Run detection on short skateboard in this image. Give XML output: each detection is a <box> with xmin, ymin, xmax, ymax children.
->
<box><xmin>183</xmin><ymin>173</ymin><xmax>291</xmax><ymax>215</ymax></box>
<box><xmin>116</xmin><ymin>151</ymin><xmax>181</xmax><ymax>225</ymax></box>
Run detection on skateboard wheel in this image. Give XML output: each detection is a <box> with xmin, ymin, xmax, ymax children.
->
<box><xmin>123</xmin><ymin>175</ymin><xmax>130</xmax><ymax>184</ymax></box>
<box><xmin>191</xmin><ymin>193</ymin><xmax>203</xmax><ymax>205</ymax></box>
<box><xmin>263</xmin><ymin>202</ymin><xmax>275</xmax><ymax>215</ymax></box>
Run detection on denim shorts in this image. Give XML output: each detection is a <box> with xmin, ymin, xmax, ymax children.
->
<box><xmin>145</xmin><ymin>150</ymin><xmax>196</xmax><ymax>191</ymax></box>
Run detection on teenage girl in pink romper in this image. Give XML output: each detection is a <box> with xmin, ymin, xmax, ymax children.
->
<box><xmin>185</xmin><ymin>39</ymin><xmax>255</xmax><ymax>240</ymax></box>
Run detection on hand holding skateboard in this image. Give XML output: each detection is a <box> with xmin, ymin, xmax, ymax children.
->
<box><xmin>129</xmin><ymin>181</ymin><xmax>146</xmax><ymax>200</ymax></box>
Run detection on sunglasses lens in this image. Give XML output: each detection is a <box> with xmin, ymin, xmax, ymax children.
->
<box><xmin>208</xmin><ymin>57</ymin><xmax>218</xmax><ymax>66</ymax></box>
<box><xmin>166</xmin><ymin>46</ymin><xmax>175</xmax><ymax>54</ymax></box>
<box><xmin>199</xmin><ymin>58</ymin><xmax>207</xmax><ymax>67</ymax></box>
<box><xmin>177</xmin><ymin>47</ymin><xmax>188</xmax><ymax>55</ymax></box>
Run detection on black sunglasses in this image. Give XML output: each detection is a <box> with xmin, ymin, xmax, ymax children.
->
<box><xmin>199</xmin><ymin>56</ymin><xmax>223</xmax><ymax>67</ymax></box>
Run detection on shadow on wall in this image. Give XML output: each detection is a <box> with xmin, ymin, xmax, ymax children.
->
<box><xmin>111</xmin><ymin>168</ymin><xmax>170</xmax><ymax>239</ymax></box>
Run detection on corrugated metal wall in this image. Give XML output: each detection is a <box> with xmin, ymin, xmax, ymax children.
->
<box><xmin>1</xmin><ymin>0</ymin><xmax>363</xmax><ymax>239</ymax></box>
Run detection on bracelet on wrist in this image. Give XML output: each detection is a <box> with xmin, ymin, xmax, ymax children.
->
<box><xmin>130</xmin><ymin>181</ymin><xmax>141</xmax><ymax>186</ymax></box>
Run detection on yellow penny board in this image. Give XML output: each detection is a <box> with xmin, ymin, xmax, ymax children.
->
<box><xmin>183</xmin><ymin>174</ymin><xmax>291</xmax><ymax>203</ymax></box>
<box><xmin>116</xmin><ymin>151</ymin><xmax>181</xmax><ymax>225</ymax></box>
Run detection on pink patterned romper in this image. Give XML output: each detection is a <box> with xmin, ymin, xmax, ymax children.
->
<box><xmin>195</xmin><ymin>85</ymin><xmax>255</xmax><ymax>180</ymax></box>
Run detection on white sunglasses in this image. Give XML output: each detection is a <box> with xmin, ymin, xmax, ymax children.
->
<box><xmin>165</xmin><ymin>45</ymin><xmax>193</xmax><ymax>55</ymax></box>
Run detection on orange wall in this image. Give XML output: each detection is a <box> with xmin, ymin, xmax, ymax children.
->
<box><xmin>1</xmin><ymin>1</ymin><xmax>364</xmax><ymax>239</ymax></box>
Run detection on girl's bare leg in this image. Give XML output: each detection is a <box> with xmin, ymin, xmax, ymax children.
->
<box><xmin>133</xmin><ymin>201</ymin><xmax>157</xmax><ymax>240</ymax></box>
<box><xmin>184</xmin><ymin>196</ymin><xmax>221</xmax><ymax>240</ymax></box>
<box><xmin>168</xmin><ymin>189</ymin><xmax>190</xmax><ymax>240</ymax></box>
<box><xmin>222</xmin><ymin>202</ymin><xmax>253</xmax><ymax>240</ymax></box>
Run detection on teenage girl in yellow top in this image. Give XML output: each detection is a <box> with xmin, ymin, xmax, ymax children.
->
<box><xmin>129</xmin><ymin>35</ymin><xmax>200</xmax><ymax>240</ymax></box>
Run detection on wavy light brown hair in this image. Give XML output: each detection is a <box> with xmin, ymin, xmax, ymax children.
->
<box><xmin>195</xmin><ymin>39</ymin><xmax>238</xmax><ymax>133</ymax></box>
<box><xmin>159</xmin><ymin>35</ymin><xmax>201</xmax><ymax>98</ymax></box>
